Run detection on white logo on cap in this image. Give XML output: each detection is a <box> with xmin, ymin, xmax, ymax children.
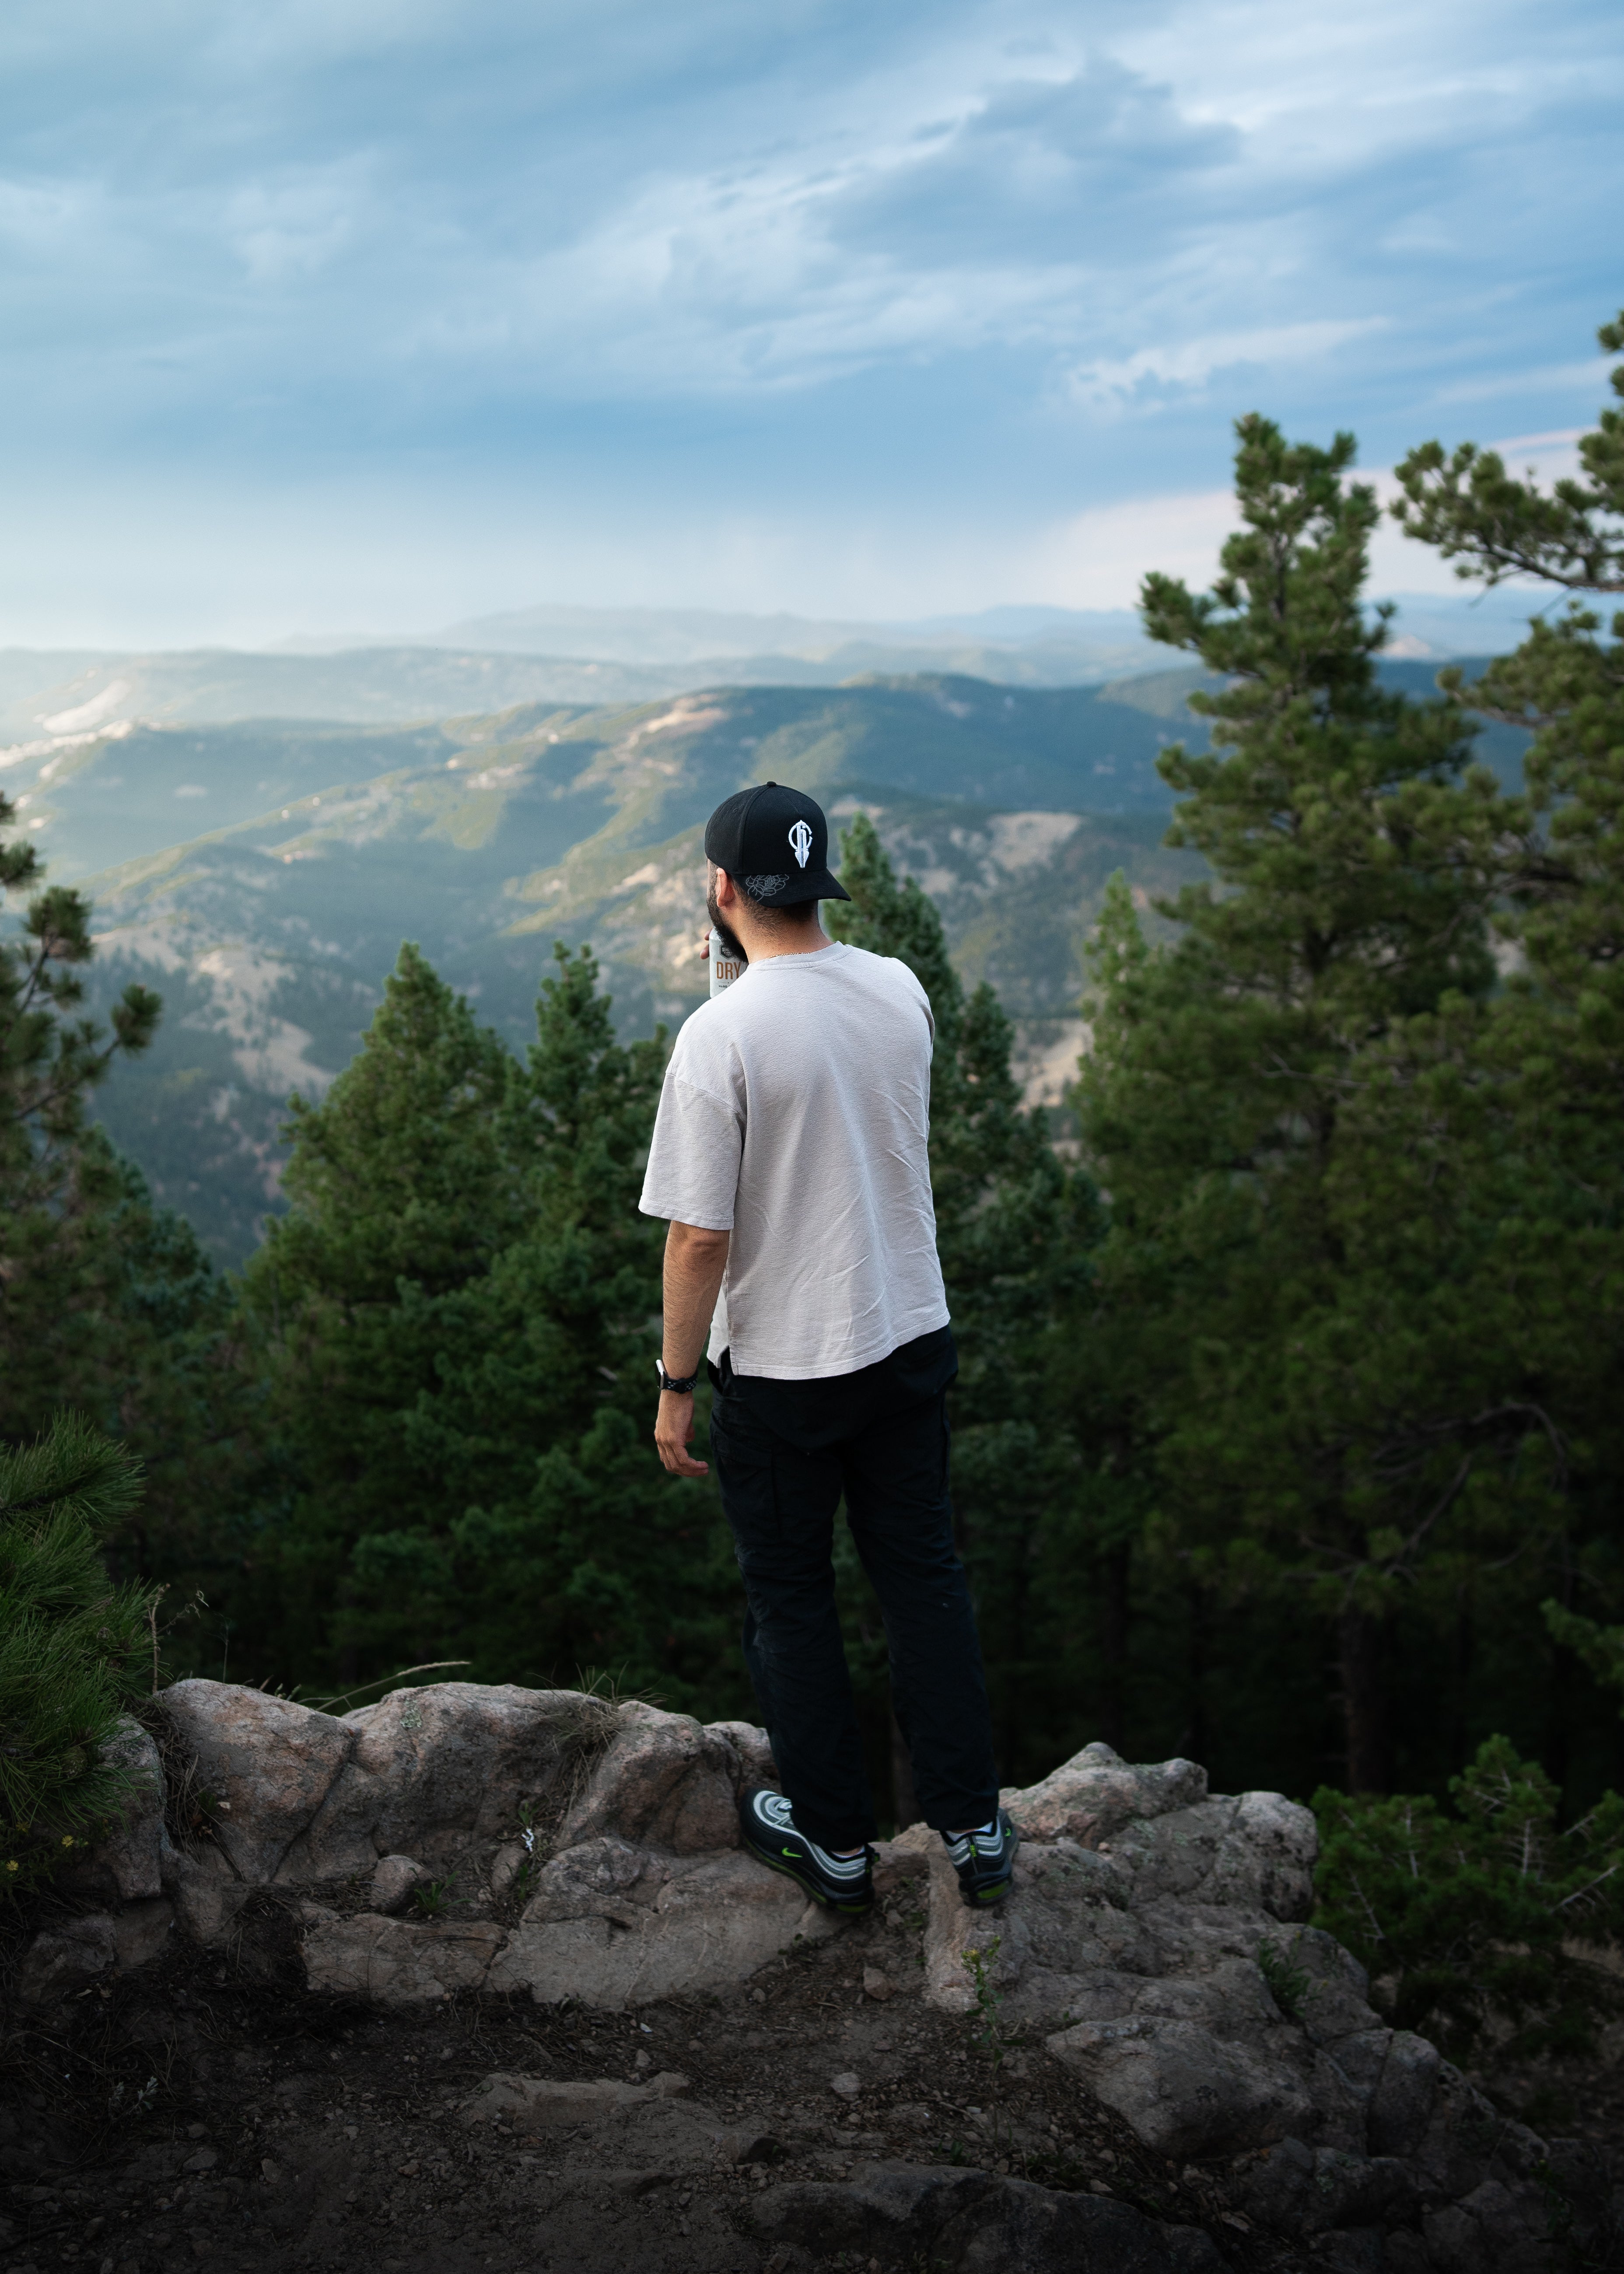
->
<box><xmin>788</xmin><ymin>819</ymin><xmax>813</xmax><ymax>869</ymax></box>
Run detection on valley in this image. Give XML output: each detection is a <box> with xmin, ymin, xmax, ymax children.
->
<box><xmin>4</xmin><ymin>662</ymin><xmax>1525</xmax><ymax>1263</ymax></box>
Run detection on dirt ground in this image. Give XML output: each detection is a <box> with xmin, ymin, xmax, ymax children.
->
<box><xmin>3</xmin><ymin>1885</ymin><xmax>1619</xmax><ymax>2274</ymax></box>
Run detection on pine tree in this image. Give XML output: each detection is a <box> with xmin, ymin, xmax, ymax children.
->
<box><xmin>372</xmin><ymin>943</ymin><xmax>738</xmax><ymax>1706</ymax></box>
<box><xmin>0</xmin><ymin>797</ymin><xmax>161</xmax><ymax>1143</ymax></box>
<box><xmin>0</xmin><ymin>791</ymin><xmax>166</xmax><ymax>1430</ymax></box>
<box><xmin>828</xmin><ymin>816</ymin><xmax>1087</xmax><ymax>1781</ymax></box>
<box><xmin>0</xmin><ymin>1415</ymin><xmax>160</xmax><ymax>1894</ymax></box>
<box><xmin>1078</xmin><ymin>417</ymin><xmax>1523</xmax><ymax>1789</ymax></box>
<box><xmin>1312</xmin><ymin>1735</ymin><xmax>1624</xmax><ymax>2058</ymax></box>
<box><xmin>826</xmin><ymin>812</ymin><xmax>1072</xmax><ymax>1397</ymax></box>
<box><xmin>0</xmin><ymin>797</ymin><xmax>242</xmax><ymax>1605</ymax></box>
<box><xmin>1374</xmin><ymin>308</ymin><xmax>1624</xmax><ymax>1773</ymax></box>
<box><xmin>236</xmin><ymin>940</ymin><xmax>742</xmax><ymax>1708</ymax></box>
<box><xmin>236</xmin><ymin>942</ymin><xmax>525</xmax><ymax>1679</ymax></box>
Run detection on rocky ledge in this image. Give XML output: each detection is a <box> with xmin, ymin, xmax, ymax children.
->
<box><xmin>18</xmin><ymin>1678</ymin><xmax>1619</xmax><ymax>2270</ymax></box>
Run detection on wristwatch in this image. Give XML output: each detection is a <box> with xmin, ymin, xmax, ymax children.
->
<box><xmin>655</xmin><ymin>1360</ymin><xmax>700</xmax><ymax>1396</ymax></box>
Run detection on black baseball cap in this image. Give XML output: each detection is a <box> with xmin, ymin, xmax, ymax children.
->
<box><xmin>703</xmin><ymin>781</ymin><xmax>850</xmax><ymax>906</ymax></box>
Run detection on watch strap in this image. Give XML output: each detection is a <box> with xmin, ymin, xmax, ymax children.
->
<box><xmin>655</xmin><ymin>1359</ymin><xmax>700</xmax><ymax>1396</ymax></box>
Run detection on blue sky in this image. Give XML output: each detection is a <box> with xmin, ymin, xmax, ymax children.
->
<box><xmin>2</xmin><ymin>0</ymin><xmax>1620</xmax><ymax>644</ymax></box>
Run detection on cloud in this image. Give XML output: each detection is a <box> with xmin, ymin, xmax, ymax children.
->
<box><xmin>224</xmin><ymin>162</ymin><xmax>374</xmax><ymax>284</ymax></box>
<box><xmin>378</xmin><ymin>44</ymin><xmax>1243</xmax><ymax>399</ymax></box>
<box><xmin>0</xmin><ymin>0</ymin><xmax>1618</xmax><ymax>636</ymax></box>
<box><xmin>1028</xmin><ymin>485</ymin><xmax>1239</xmax><ymax>608</ymax></box>
<box><xmin>1433</xmin><ymin>365</ymin><xmax>1610</xmax><ymax>409</ymax></box>
<box><xmin>824</xmin><ymin>56</ymin><xmax>1237</xmax><ymax>266</ymax></box>
<box><xmin>1063</xmin><ymin>319</ymin><xmax>1388</xmax><ymax>413</ymax></box>
<box><xmin>0</xmin><ymin>176</ymin><xmax>84</xmax><ymax>246</ymax></box>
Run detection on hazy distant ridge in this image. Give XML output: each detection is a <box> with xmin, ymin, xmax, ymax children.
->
<box><xmin>0</xmin><ymin>634</ymin><xmax>1161</xmax><ymax>743</ymax></box>
<box><xmin>0</xmin><ymin>591</ymin><xmax>1546</xmax><ymax>745</ymax></box>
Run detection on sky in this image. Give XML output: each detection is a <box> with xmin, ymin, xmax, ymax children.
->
<box><xmin>1</xmin><ymin>0</ymin><xmax>1620</xmax><ymax>646</ymax></box>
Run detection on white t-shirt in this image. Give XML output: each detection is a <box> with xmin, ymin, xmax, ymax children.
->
<box><xmin>638</xmin><ymin>940</ymin><xmax>949</xmax><ymax>1381</ymax></box>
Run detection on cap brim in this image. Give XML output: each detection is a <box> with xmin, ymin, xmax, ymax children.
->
<box><xmin>779</xmin><ymin>869</ymin><xmax>850</xmax><ymax>904</ymax></box>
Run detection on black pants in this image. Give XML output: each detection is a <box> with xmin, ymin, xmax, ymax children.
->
<box><xmin>708</xmin><ymin>1326</ymin><xmax>1001</xmax><ymax>1850</ymax></box>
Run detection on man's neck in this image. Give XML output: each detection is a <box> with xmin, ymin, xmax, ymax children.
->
<box><xmin>732</xmin><ymin>915</ymin><xmax>831</xmax><ymax>964</ymax></box>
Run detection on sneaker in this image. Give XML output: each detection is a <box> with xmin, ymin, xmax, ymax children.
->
<box><xmin>738</xmin><ymin>1787</ymin><xmax>874</xmax><ymax>1916</ymax></box>
<box><xmin>943</xmin><ymin>1809</ymin><xmax>1019</xmax><ymax>1906</ymax></box>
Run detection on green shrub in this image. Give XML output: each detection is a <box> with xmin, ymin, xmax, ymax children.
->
<box><xmin>0</xmin><ymin>1414</ymin><xmax>162</xmax><ymax>1895</ymax></box>
<box><xmin>1311</xmin><ymin>1736</ymin><xmax>1624</xmax><ymax>2060</ymax></box>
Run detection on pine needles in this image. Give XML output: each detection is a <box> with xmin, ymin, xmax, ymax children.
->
<box><xmin>0</xmin><ymin>1413</ymin><xmax>162</xmax><ymax>1894</ymax></box>
<box><xmin>1312</xmin><ymin>1736</ymin><xmax>1624</xmax><ymax>2060</ymax></box>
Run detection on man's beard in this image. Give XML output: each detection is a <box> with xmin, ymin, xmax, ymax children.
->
<box><xmin>707</xmin><ymin>885</ymin><xmax>746</xmax><ymax>965</ymax></box>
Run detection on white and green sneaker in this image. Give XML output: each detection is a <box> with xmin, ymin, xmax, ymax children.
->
<box><xmin>944</xmin><ymin>1809</ymin><xmax>1019</xmax><ymax>1905</ymax></box>
<box><xmin>738</xmin><ymin>1787</ymin><xmax>875</xmax><ymax>1916</ymax></box>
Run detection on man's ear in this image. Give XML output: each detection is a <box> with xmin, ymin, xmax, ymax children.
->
<box><xmin>713</xmin><ymin>866</ymin><xmax>738</xmax><ymax>908</ymax></box>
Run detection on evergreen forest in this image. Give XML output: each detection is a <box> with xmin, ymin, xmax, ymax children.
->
<box><xmin>7</xmin><ymin>311</ymin><xmax>1624</xmax><ymax>1889</ymax></box>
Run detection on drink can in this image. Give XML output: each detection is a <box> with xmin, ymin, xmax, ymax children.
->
<box><xmin>708</xmin><ymin>929</ymin><xmax>747</xmax><ymax>998</ymax></box>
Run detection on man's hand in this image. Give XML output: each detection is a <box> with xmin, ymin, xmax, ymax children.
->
<box><xmin>654</xmin><ymin>1388</ymin><xmax>708</xmax><ymax>1476</ymax></box>
<box><xmin>652</xmin><ymin>1220</ymin><xmax>730</xmax><ymax>1477</ymax></box>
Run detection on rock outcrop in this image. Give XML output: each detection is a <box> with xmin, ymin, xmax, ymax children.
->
<box><xmin>26</xmin><ymin>1679</ymin><xmax>1613</xmax><ymax>2270</ymax></box>
<box><xmin>747</xmin><ymin>2162</ymin><xmax>1225</xmax><ymax>2271</ymax></box>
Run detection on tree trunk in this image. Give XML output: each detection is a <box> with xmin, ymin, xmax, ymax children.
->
<box><xmin>1337</xmin><ymin>1607</ymin><xmax>1388</xmax><ymax>1793</ymax></box>
<box><xmin>1450</xmin><ymin>1594</ymin><xmax>1473</xmax><ymax>1778</ymax></box>
<box><xmin>1100</xmin><ymin>1541</ymin><xmax>1131</xmax><ymax>1753</ymax></box>
<box><xmin>1544</xmin><ymin>1558</ymin><xmax>1576</xmax><ymax>1794</ymax></box>
<box><xmin>1183</xmin><ymin>1581</ymin><xmax>1210</xmax><ymax>1770</ymax></box>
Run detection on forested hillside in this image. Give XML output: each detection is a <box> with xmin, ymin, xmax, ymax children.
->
<box><xmin>48</xmin><ymin>671</ymin><xmax>1228</xmax><ymax>1256</ymax></box>
<box><xmin>15</xmin><ymin>661</ymin><xmax>1523</xmax><ymax>1260</ymax></box>
<box><xmin>5</xmin><ymin>320</ymin><xmax>1623</xmax><ymax>1891</ymax></box>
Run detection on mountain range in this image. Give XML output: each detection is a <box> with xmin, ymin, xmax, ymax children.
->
<box><xmin>0</xmin><ymin>590</ymin><xmax>1543</xmax><ymax>746</ymax></box>
<box><xmin>5</xmin><ymin>657</ymin><xmax>1528</xmax><ymax>1265</ymax></box>
<box><xmin>0</xmin><ymin>614</ymin><xmax>1165</xmax><ymax>745</ymax></box>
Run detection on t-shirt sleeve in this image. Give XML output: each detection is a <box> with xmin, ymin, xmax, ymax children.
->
<box><xmin>638</xmin><ymin>1066</ymin><xmax>744</xmax><ymax>1229</ymax></box>
<box><xmin>893</xmin><ymin>957</ymin><xmax>935</xmax><ymax>1041</ymax></box>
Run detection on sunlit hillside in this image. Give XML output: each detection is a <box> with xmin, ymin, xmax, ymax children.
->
<box><xmin>9</xmin><ymin>662</ymin><xmax>1525</xmax><ymax>1262</ymax></box>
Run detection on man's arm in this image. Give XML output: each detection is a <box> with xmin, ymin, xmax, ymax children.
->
<box><xmin>653</xmin><ymin>1220</ymin><xmax>730</xmax><ymax>1476</ymax></box>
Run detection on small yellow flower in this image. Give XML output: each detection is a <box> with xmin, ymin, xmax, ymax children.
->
<box><xmin>61</xmin><ymin>1835</ymin><xmax>75</xmax><ymax>1847</ymax></box>
<box><xmin>6</xmin><ymin>1861</ymin><xmax>18</xmax><ymax>1873</ymax></box>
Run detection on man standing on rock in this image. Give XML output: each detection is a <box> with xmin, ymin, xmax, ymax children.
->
<box><xmin>639</xmin><ymin>780</ymin><xmax>1016</xmax><ymax>1917</ymax></box>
